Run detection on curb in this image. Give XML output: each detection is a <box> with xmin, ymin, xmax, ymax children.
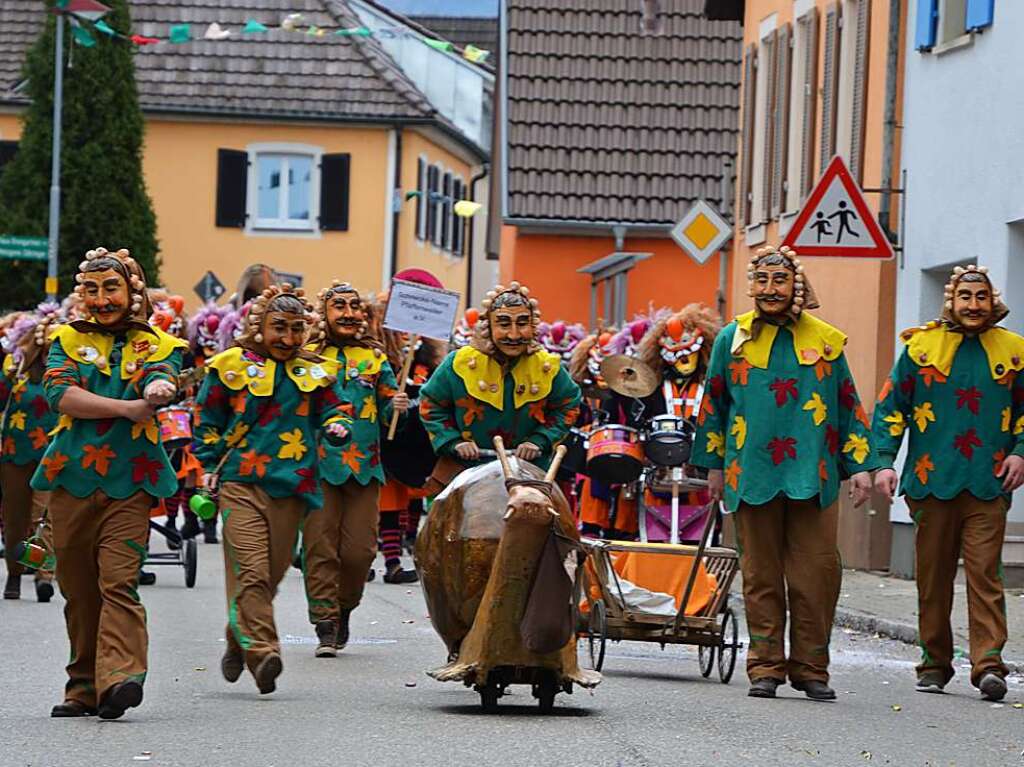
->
<box><xmin>833</xmin><ymin>605</ymin><xmax>1022</xmax><ymax>675</ymax></box>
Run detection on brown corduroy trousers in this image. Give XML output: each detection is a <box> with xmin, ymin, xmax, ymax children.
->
<box><xmin>734</xmin><ymin>497</ymin><xmax>841</xmax><ymax>684</ymax></box>
<box><xmin>1</xmin><ymin>461</ymin><xmax>53</xmax><ymax>581</ymax></box>
<box><xmin>220</xmin><ymin>482</ymin><xmax>304</xmax><ymax>675</ymax></box>
<box><xmin>908</xmin><ymin>492</ymin><xmax>1009</xmax><ymax>687</ymax></box>
<box><xmin>302</xmin><ymin>480</ymin><xmax>380</xmax><ymax>624</ymax></box>
<box><xmin>50</xmin><ymin>488</ymin><xmax>151</xmax><ymax>707</ymax></box>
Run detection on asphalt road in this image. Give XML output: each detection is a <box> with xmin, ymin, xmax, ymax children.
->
<box><xmin>1</xmin><ymin>537</ymin><xmax>1022</xmax><ymax>767</ymax></box>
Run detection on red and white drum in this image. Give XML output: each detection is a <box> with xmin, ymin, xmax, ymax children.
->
<box><xmin>586</xmin><ymin>425</ymin><xmax>644</xmax><ymax>484</ymax></box>
<box><xmin>157</xmin><ymin>404</ymin><xmax>192</xmax><ymax>451</ymax></box>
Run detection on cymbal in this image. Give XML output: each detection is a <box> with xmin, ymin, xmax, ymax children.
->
<box><xmin>600</xmin><ymin>355</ymin><xmax>659</xmax><ymax>398</ymax></box>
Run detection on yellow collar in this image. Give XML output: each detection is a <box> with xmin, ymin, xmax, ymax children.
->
<box><xmin>55</xmin><ymin>324</ymin><xmax>187</xmax><ymax>378</ymax></box>
<box><xmin>730</xmin><ymin>311</ymin><xmax>846</xmax><ymax>369</ymax></box>
<box><xmin>901</xmin><ymin>322</ymin><xmax>1024</xmax><ymax>379</ymax></box>
<box><xmin>208</xmin><ymin>346</ymin><xmax>331</xmax><ymax>395</ymax></box>
<box><xmin>452</xmin><ymin>346</ymin><xmax>561</xmax><ymax>409</ymax></box>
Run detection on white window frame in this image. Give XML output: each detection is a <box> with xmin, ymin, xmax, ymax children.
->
<box><xmin>748</xmin><ymin>14</ymin><xmax>778</xmax><ymax>229</ymax></box>
<box><xmin>834</xmin><ymin>0</ymin><xmax>859</xmax><ymax>162</ymax></box>
<box><xmin>246</xmin><ymin>142</ymin><xmax>322</xmax><ymax>235</ymax></box>
<box><xmin>784</xmin><ymin>3</ymin><xmax>815</xmax><ymax>215</ymax></box>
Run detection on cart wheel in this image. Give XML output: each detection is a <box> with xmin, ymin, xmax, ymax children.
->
<box><xmin>184</xmin><ymin>538</ymin><xmax>198</xmax><ymax>589</ymax></box>
<box><xmin>587</xmin><ymin>599</ymin><xmax>607</xmax><ymax>671</ymax></box>
<box><xmin>479</xmin><ymin>685</ymin><xmax>500</xmax><ymax>713</ymax></box>
<box><xmin>718</xmin><ymin>606</ymin><xmax>738</xmax><ymax>684</ymax></box>
<box><xmin>537</xmin><ymin>689</ymin><xmax>556</xmax><ymax>713</ymax></box>
<box><xmin>698</xmin><ymin>643</ymin><xmax>715</xmax><ymax>678</ymax></box>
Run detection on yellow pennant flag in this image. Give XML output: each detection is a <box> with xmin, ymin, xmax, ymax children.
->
<box><xmin>453</xmin><ymin>200</ymin><xmax>482</xmax><ymax>218</ymax></box>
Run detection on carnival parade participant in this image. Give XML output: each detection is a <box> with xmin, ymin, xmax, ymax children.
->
<box><xmin>450</xmin><ymin>308</ymin><xmax>480</xmax><ymax>350</ymax></box>
<box><xmin>301</xmin><ymin>282</ymin><xmax>407</xmax><ymax>656</ymax></box>
<box><xmin>378</xmin><ymin>315</ymin><xmax>445</xmax><ymax>584</ymax></box>
<box><xmin>692</xmin><ymin>245</ymin><xmax>876</xmax><ymax>701</ymax></box>
<box><xmin>420</xmin><ymin>282</ymin><xmax>581</xmax><ymax>470</ymax></box>
<box><xmin>872</xmin><ymin>265</ymin><xmax>1024</xmax><ymax>702</ymax></box>
<box><xmin>537</xmin><ymin>320</ymin><xmax>587</xmax><ymax>368</ymax></box>
<box><xmin>194</xmin><ymin>283</ymin><xmax>351</xmax><ymax>692</ymax></box>
<box><xmin>32</xmin><ymin>248</ymin><xmax>186</xmax><ymax>719</ymax></box>
<box><xmin>1</xmin><ymin>303</ymin><xmax>62</xmax><ymax>601</ymax></box>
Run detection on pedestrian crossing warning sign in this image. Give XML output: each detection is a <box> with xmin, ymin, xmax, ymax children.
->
<box><xmin>782</xmin><ymin>155</ymin><xmax>894</xmax><ymax>259</ymax></box>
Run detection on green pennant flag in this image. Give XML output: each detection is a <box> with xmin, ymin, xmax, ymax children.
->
<box><xmin>424</xmin><ymin>38</ymin><xmax>453</xmax><ymax>52</ymax></box>
<box><xmin>169</xmin><ymin>24</ymin><xmax>191</xmax><ymax>43</ymax></box>
<box><xmin>242</xmin><ymin>19</ymin><xmax>268</xmax><ymax>34</ymax></box>
<box><xmin>70</xmin><ymin>23</ymin><xmax>97</xmax><ymax>47</ymax></box>
<box><xmin>404</xmin><ymin>190</ymin><xmax>423</xmax><ymax>201</ymax></box>
<box><xmin>335</xmin><ymin>26</ymin><xmax>371</xmax><ymax>36</ymax></box>
<box><xmin>94</xmin><ymin>19</ymin><xmax>115</xmax><ymax>36</ymax></box>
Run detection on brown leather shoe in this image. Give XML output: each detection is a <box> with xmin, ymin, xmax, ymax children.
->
<box><xmin>315</xmin><ymin>620</ymin><xmax>338</xmax><ymax>658</ymax></box>
<box><xmin>791</xmin><ymin>679</ymin><xmax>836</xmax><ymax>701</ymax></box>
<box><xmin>98</xmin><ymin>680</ymin><xmax>144</xmax><ymax>720</ymax></box>
<box><xmin>748</xmin><ymin>677</ymin><xmax>781</xmax><ymax>698</ymax></box>
<box><xmin>221</xmin><ymin>649</ymin><xmax>244</xmax><ymax>683</ymax></box>
<box><xmin>51</xmin><ymin>700</ymin><xmax>97</xmax><ymax>717</ymax></box>
<box><xmin>254</xmin><ymin>653</ymin><xmax>282</xmax><ymax>695</ymax></box>
<box><xmin>4</xmin><ymin>573</ymin><xmax>21</xmax><ymax>599</ymax></box>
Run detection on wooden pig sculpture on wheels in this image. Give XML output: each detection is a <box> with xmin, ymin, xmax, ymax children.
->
<box><xmin>415</xmin><ymin>438</ymin><xmax>601</xmax><ymax>712</ymax></box>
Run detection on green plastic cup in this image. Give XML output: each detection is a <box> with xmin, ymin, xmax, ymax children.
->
<box><xmin>189</xmin><ymin>491</ymin><xmax>218</xmax><ymax>521</ymax></box>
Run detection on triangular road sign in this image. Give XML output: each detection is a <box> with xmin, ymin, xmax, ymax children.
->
<box><xmin>782</xmin><ymin>155</ymin><xmax>894</xmax><ymax>259</ymax></box>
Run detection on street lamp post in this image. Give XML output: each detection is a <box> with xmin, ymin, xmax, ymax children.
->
<box><xmin>45</xmin><ymin>12</ymin><xmax>65</xmax><ymax>302</ymax></box>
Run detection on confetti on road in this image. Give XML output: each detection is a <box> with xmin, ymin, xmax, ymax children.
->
<box><xmin>891</xmin><ymin>704</ymin><xmax>902</xmax><ymax>712</ymax></box>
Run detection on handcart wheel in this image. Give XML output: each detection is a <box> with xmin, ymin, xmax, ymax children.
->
<box><xmin>698</xmin><ymin>642</ymin><xmax>716</xmax><ymax>678</ymax></box>
<box><xmin>718</xmin><ymin>606</ymin><xmax>738</xmax><ymax>684</ymax></box>
<box><xmin>184</xmin><ymin>538</ymin><xmax>198</xmax><ymax>588</ymax></box>
<box><xmin>479</xmin><ymin>685</ymin><xmax>500</xmax><ymax>713</ymax></box>
<box><xmin>534</xmin><ymin>678</ymin><xmax>557</xmax><ymax>713</ymax></box>
<box><xmin>587</xmin><ymin>599</ymin><xmax>607</xmax><ymax>672</ymax></box>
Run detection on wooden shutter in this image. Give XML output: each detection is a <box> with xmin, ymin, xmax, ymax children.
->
<box><xmin>739</xmin><ymin>44</ymin><xmax>757</xmax><ymax>227</ymax></box>
<box><xmin>771</xmin><ymin>24</ymin><xmax>792</xmax><ymax>220</ymax></box>
<box><xmin>760</xmin><ymin>29</ymin><xmax>777</xmax><ymax>224</ymax></box>
<box><xmin>215</xmin><ymin>148</ymin><xmax>248</xmax><ymax>228</ymax></box>
<box><xmin>319</xmin><ymin>153</ymin><xmax>351</xmax><ymax>231</ymax></box>
<box><xmin>850</xmin><ymin>0</ymin><xmax>871</xmax><ymax>182</ymax></box>
<box><xmin>451</xmin><ymin>179</ymin><xmax>465</xmax><ymax>256</ymax></box>
<box><xmin>800</xmin><ymin>8</ymin><xmax>819</xmax><ymax>199</ymax></box>
<box><xmin>415</xmin><ymin>157</ymin><xmax>426</xmax><ymax>240</ymax></box>
<box><xmin>426</xmin><ymin>165</ymin><xmax>439</xmax><ymax>244</ymax></box>
<box><xmin>819</xmin><ymin>3</ymin><xmax>841</xmax><ymax>171</ymax></box>
<box><xmin>914</xmin><ymin>0</ymin><xmax>938</xmax><ymax>49</ymax></box>
<box><xmin>966</xmin><ymin>0</ymin><xmax>995</xmax><ymax>31</ymax></box>
<box><xmin>441</xmin><ymin>172</ymin><xmax>452</xmax><ymax>249</ymax></box>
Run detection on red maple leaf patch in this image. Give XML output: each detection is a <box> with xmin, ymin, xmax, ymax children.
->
<box><xmin>294</xmin><ymin>467</ymin><xmax>317</xmax><ymax>495</ymax></box>
<box><xmin>29</xmin><ymin>395</ymin><xmax>49</xmax><ymax>419</ymax></box>
<box><xmin>95</xmin><ymin>418</ymin><xmax>115</xmax><ymax>437</ymax></box>
<box><xmin>955</xmin><ymin>386</ymin><xmax>981</xmax><ymax>415</ymax></box>
<box><xmin>709</xmin><ymin>374</ymin><xmax>725</xmax><ymax>399</ymax></box>
<box><xmin>131</xmin><ymin>454</ymin><xmax>163</xmax><ymax>485</ymax></box>
<box><xmin>899</xmin><ymin>374</ymin><xmax>916</xmax><ymax>398</ymax></box>
<box><xmin>257</xmin><ymin>400</ymin><xmax>282</xmax><ymax>426</ymax></box>
<box><xmin>839</xmin><ymin>379</ymin><xmax>857</xmax><ymax>410</ymax></box>
<box><xmin>953</xmin><ymin>428</ymin><xmax>982</xmax><ymax>459</ymax></box>
<box><xmin>769</xmin><ymin>378</ymin><xmax>799</xmax><ymax>407</ymax></box>
<box><xmin>825</xmin><ymin>424</ymin><xmax>839</xmax><ymax>455</ymax></box>
<box><xmin>767</xmin><ymin>436</ymin><xmax>797</xmax><ymax>465</ymax></box>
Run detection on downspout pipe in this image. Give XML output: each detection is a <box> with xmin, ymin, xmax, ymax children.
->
<box><xmin>389</xmin><ymin>127</ymin><xmax>403</xmax><ymax>281</ymax></box>
<box><xmin>466</xmin><ymin>163</ymin><xmax>490</xmax><ymax>307</ymax></box>
<box><xmin>879</xmin><ymin>0</ymin><xmax>902</xmax><ymax>242</ymax></box>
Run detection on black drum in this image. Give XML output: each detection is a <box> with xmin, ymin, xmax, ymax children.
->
<box><xmin>643</xmin><ymin>415</ymin><xmax>694</xmax><ymax>467</ymax></box>
<box><xmin>380</xmin><ymin>389</ymin><xmax>437</xmax><ymax>488</ymax></box>
<box><xmin>556</xmin><ymin>428</ymin><xmax>589</xmax><ymax>481</ymax></box>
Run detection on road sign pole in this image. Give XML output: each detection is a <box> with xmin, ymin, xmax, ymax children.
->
<box><xmin>45</xmin><ymin>13</ymin><xmax>65</xmax><ymax>302</ymax></box>
<box><xmin>718</xmin><ymin>159</ymin><xmax>733</xmax><ymax>320</ymax></box>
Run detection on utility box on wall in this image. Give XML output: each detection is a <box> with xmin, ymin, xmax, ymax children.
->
<box><xmin>838</xmin><ymin>491</ymin><xmax>893</xmax><ymax>572</ymax></box>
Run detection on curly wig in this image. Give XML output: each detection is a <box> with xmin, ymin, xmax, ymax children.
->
<box><xmin>638</xmin><ymin>303</ymin><xmax>722</xmax><ymax>382</ymax></box>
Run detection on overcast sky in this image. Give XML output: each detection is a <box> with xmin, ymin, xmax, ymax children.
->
<box><xmin>380</xmin><ymin>0</ymin><xmax>498</xmax><ymax>16</ymax></box>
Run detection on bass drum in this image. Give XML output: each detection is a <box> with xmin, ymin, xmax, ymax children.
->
<box><xmin>586</xmin><ymin>425</ymin><xmax>643</xmax><ymax>484</ymax></box>
<box><xmin>381</xmin><ymin>387</ymin><xmax>438</xmax><ymax>488</ymax></box>
<box><xmin>556</xmin><ymin>428</ymin><xmax>589</xmax><ymax>481</ymax></box>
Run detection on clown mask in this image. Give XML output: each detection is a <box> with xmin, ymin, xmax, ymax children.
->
<box><xmin>587</xmin><ymin>332</ymin><xmax>616</xmax><ymax>387</ymax></box>
<box><xmin>659</xmin><ymin>317</ymin><xmax>703</xmax><ymax>378</ymax></box>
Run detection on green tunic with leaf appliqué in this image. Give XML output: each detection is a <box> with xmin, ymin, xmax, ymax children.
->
<box><xmin>871</xmin><ymin>323</ymin><xmax>1024</xmax><ymax>501</ymax></box>
<box><xmin>30</xmin><ymin>323</ymin><xmax>186</xmax><ymax>498</ymax></box>
<box><xmin>193</xmin><ymin>347</ymin><xmax>351</xmax><ymax>510</ymax></box>
<box><xmin>692</xmin><ymin>311</ymin><xmax>880</xmax><ymax>512</ymax></box>
<box><xmin>1</xmin><ymin>357</ymin><xmax>56</xmax><ymax>466</ymax></box>
<box><xmin>316</xmin><ymin>343</ymin><xmax>397</xmax><ymax>487</ymax></box>
<box><xmin>419</xmin><ymin>346</ymin><xmax>582</xmax><ymax>468</ymax></box>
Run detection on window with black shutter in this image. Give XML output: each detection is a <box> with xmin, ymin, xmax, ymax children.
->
<box><xmin>426</xmin><ymin>165</ymin><xmax>439</xmax><ymax>244</ymax></box>
<box><xmin>319</xmin><ymin>153</ymin><xmax>351</xmax><ymax>231</ymax></box>
<box><xmin>0</xmin><ymin>140</ymin><xmax>17</xmax><ymax>182</ymax></box>
<box><xmin>415</xmin><ymin>157</ymin><xmax>426</xmax><ymax>240</ymax></box>
<box><xmin>451</xmin><ymin>178</ymin><xmax>465</xmax><ymax>256</ymax></box>
<box><xmin>441</xmin><ymin>172</ymin><xmax>452</xmax><ymax>250</ymax></box>
<box><xmin>215</xmin><ymin>148</ymin><xmax>248</xmax><ymax>228</ymax></box>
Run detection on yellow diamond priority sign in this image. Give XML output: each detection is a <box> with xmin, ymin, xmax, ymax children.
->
<box><xmin>670</xmin><ymin>200</ymin><xmax>732</xmax><ymax>265</ymax></box>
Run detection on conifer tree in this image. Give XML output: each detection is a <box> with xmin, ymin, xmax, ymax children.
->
<box><xmin>0</xmin><ymin>0</ymin><xmax>159</xmax><ymax>309</ymax></box>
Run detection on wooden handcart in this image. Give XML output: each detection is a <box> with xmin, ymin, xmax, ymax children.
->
<box><xmin>577</xmin><ymin>506</ymin><xmax>742</xmax><ymax>683</ymax></box>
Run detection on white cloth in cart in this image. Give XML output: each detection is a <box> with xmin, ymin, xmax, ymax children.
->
<box><xmin>612</xmin><ymin>576</ymin><xmax>678</xmax><ymax>617</ymax></box>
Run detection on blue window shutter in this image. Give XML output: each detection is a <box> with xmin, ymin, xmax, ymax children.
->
<box><xmin>914</xmin><ymin>0</ymin><xmax>938</xmax><ymax>50</ymax></box>
<box><xmin>965</xmin><ymin>0</ymin><xmax>995</xmax><ymax>31</ymax></box>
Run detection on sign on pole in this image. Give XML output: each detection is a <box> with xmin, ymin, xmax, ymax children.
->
<box><xmin>0</xmin><ymin>236</ymin><xmax>48</xmax><ymax>262</ymax></box>
<box><xmin>782</xmin><ymin>155</ymin><xmax>894</xmax><ymax>259</ymax></box>
<box><xmin>383</xmin><ymin>279</ymin><xmax>461</xmax><ymax>342</ymax></box>
<box><xmin>193</xmin><ymin>270</ymin><xmax>226</xmax><ymax>303</ymax></box>
<box><xmin>669</xmin><ymin>199</ymin><xmax>732</xmax><ymax>265</ymax></box>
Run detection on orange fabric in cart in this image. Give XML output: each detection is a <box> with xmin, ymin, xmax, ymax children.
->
<box><xmin>612</xmin><ymin>551</ymin><xmax>717</xmax><ymax>617</ymax></box>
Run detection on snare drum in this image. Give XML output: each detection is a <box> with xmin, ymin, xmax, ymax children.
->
<box><xmin>556</xmin><ymin>427</ymin><xmax>590</xmax><ymax>480</ymax></box>
<box><xmin>643</xmin><ymin>414</ymin><xmax>694</xmax><ymax>467</ymax></box>
<box><xmin>157</xmin><ymin>404</ymin><xmax>193</xmax><ymax>450</ymax></box>
<box><xmin>586</xmin><ymin>425</ymin><xmax>644</xmax><ymax>483</ymax></box>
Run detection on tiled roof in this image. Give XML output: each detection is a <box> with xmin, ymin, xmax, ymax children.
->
<box><xmin>1</xmin><ymin>0</ymin><xmax>436</xmax><ymax>122</ymax></box>
<box><xmin>503</xmin><ymin>0</ymin><xmax>742</xmax><ymax>226</ymax></box>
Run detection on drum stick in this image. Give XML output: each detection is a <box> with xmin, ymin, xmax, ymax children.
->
<box><xmin>544</xmin><ymin>445</ymin><xmax>568</xmax><ymax>483</ymax></box>
<box><xmin>492</xmin><ymin>436</ymin><xmax>513</xmax><ymax>479</ymax></box>
<box><xmin>386</xmin><ymin>334</ymin><xmax>419</xmax><ymax>441</ymax></box>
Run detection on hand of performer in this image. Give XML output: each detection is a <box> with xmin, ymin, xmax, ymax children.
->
<box><xmin>707</xmin><ymin>469</ymin><xmax>724</xmax><ymax>506</ymax></box>
<box><xmin>874</xmin><ymin>468</ymin><xmax>898</xmax><ymax>499</ymax></box>
<box><xmin>997</xmin><ymin>454</ymin><xmax>1024</xmax><ymax>492</ymax></box>
<box><xmin>325</xmin><ymin>422</ymin><xmax>349</xmax><ymax>441</ymax></box>
<box><xmin>126</xmin><ymin>399</ymin><xmax>157</xmax><ymax>423</ymax></box>
<box><xmin>201</xmin><ymin>472</ymin><xmax>219</xmax><ymax>493</ymax></box>
<box><xmin>849</xmin><ymin>471</ymin><xmax>872</xmax><ymax>508</ymax></box>
<box><xmin>515</xmin><ymin>441</ymin><xmax>541</xmax><ymax>461</ymax></box>
<box><xmin>455</xmin><ymin>441</ymin><xmax>480</xmax><ymax>461</ymax></box>
<box><xmin>391</xmin><ymin>392</ymin><xmax>410</xmax><ymax>414</ymax></box>
<box><xmin>144</xmin><ymin>379</ymin><xmax>176</xmax><ymax>407</ymax></box>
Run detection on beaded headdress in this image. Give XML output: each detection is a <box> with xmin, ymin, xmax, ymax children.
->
<box><xmin>746</xmin><ymin>244</ymin><xmax>820</xmax><ymax>317</ymax></box>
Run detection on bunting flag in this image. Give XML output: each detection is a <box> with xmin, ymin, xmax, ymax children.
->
<box><xmin>453</xmin><ymin>200</ymin><xmax>482</xmax><ymax>218</ymax></box>
<box><xmin>54</xmin><ymin>5</ymin><xmax>492</xmax><ymax>66</ymax></box>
